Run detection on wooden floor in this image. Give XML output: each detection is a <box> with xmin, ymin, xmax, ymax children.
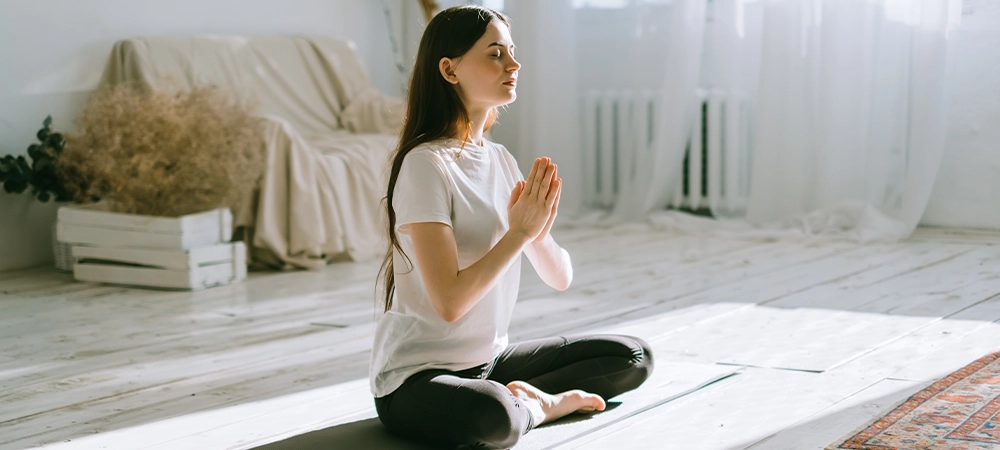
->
<box><xmin>3</xmin><ymin>225</ymin><xmax>1000</xmax><ymax>449</ymax></box>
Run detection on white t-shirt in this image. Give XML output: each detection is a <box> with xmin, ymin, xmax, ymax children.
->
<box><xmin>369</xmin><ymin>138</ymin><xmax>524</xmax><ymax>398</ymax></box>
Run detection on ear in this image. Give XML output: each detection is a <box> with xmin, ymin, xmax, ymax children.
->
<box><xmin>439</xmin><ymin>57</ymin><xmax>460</xmax><ymax>85</ymax></box>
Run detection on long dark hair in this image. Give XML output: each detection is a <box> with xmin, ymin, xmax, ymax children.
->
<box><xmin>378</xmin><ymin>6</ymin><xmax>512</xmax><ymax>313</ymax></box>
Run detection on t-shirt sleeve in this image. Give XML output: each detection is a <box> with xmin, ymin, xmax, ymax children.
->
<box><xmin>392</xmin><ymin>152</ymin><xmax>453</xmax><ymax>234</ymax></box>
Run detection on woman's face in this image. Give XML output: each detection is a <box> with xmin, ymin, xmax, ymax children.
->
<box><xmin>444</xmin><ymin>20</ymin><xmax>521</xmax><ymax>111</ymax></box>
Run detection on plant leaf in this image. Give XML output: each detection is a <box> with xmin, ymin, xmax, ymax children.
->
<box><xmin>45</xmin><ymin>134</ymin><xmax>62</xmax><ymax>150</ymax></box>
<box><xmin>27</xmin><ymin>144</ymin><xmax>44</xmax><ymax>161</ymax></box>
<box><xmin>34</xmin><ymin>158</ymin><xmax>51</xmax><ymax>172</ymax></box>
<box><xmin>49</xmin><ymin>133</ymin><xmax>65</xmax><ymax>152</ymax></box>
<box><xmin>15</xmin><ymin>156</ymin><xmax>30</xmax><ymax>173</ymax></box>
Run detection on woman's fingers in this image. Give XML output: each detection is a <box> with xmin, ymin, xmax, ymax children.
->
<box><xmin>522</xmin><ymin>157</ymin><xmax>560</xmax><ymax>206</ymax></box>
<box><xmin>536</xmin><ymin>161</ymin><xmax>555</xmax><ymax>202</ymax></box>
<box><xmin>508</xmin><ymin>180</ymin><xmax>524</xmax><ymax>211</ymax></box>
<box><xmin>552</xmin><ymin>179</ymin><xmax>561</xmax><ymax>212</ymax></box>
<box><xmin>530</xmin><ymin>157</ymin><xmax>551</xmax><ymax>201</ymax></box>
<box><xmin>547</xmin><ymin>164</ymin><xmax>558</xmax><ymax>198</ymax></box>
<box><xmin>524</xmin><ymin>157</ymin><xmax>543</xmax><ymax>198</ymax></box>
<box><xmin>547</xmin><ymin>177</ymin><xmax>561</xmax><ymax>205</ymax></box>
<box><xmin>546</xmin><ymin>178</ymin><xmax>561</xmax><ymax>209</ymax></box>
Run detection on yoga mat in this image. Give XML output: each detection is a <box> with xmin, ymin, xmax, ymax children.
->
<box><xmin>517</xmin><ymin>362</ymin><xmax>741</xmax><ymax>450</ymax></box>
<box><xmin>253</xmin><ymin>362</ymin><xmax>740</xmax><ymax>450</ymax></box>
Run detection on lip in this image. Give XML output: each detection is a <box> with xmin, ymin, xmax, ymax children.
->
<box><xmin>502</xmin><ymin>80</ymin><xmax>517</xmax><ymax>87</ymax></box>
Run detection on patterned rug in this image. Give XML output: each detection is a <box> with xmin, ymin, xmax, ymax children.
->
<box><xmin>831</xmin><ymin>351</ymin><xmax>1000</xmax><ymax>450</ymax></box>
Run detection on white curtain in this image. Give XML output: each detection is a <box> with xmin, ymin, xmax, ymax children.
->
<box><xmin>494</xmin><ymin>0</ymin><xmax>960</xmax><ymax>243</ymax></box>
<box><xmin>495</xmin><ymin>0</ymin><xmax>585</xmax><ymax>218</ymax></box>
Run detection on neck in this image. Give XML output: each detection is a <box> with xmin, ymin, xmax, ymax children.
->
<box><xmin>465</xmin><ymin>105</ymin><xmax>489</xmax><ymax>146</ymax></box>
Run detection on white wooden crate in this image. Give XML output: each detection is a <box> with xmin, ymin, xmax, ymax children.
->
<box><xmin>57</xmin><ymin>202</ymin><xmax>232</xmax><ymax>250</ymax></box>
<box><xmin>72</xmin><ymin>242</ymin><xmax>247</xmax><ymax>291</ymax></box>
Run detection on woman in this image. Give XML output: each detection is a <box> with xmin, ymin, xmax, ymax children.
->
<box><xmin>371</xmin><ymin>6</ymin><xmax>653</xmax><ymax>449</ymax></box>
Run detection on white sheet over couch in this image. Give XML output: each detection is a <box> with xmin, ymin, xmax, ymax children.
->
<box><xmin>98</xmin><ymin>35</ymin><xmax>403</xmax><ymax>269</ymax></box>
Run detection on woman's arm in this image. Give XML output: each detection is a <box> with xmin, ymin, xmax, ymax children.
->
<box><xmin>408</xmin><ymin>157</ymin><xmax>558</xmax><ymax>323</ymax></box>
<box><xmin>409</xmin><ymin>223</ymin><xmax>532</xmax><ymax>322</ymax></box>
<box><xmin>522</xmin><ymin>160</ymin><xmax>572</xmax><ymax>291</ymax></box>
<box><xmin>524</xmin><ymin>234</ymin><xmax>573</xmax><ymax>291</ymax></box>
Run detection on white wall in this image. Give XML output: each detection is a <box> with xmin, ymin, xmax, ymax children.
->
<box><xmin>922</xmin><ymin>0</ymin><xmax>1000</xmax><ymax>230</ymax></box>
<box><xmin>0</xmin><ymin>0</ymin><xmax>405</xmax><ymax>272</ymax></box>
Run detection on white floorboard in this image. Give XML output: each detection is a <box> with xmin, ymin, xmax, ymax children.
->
<box><xmin>563</xmin><ymin>368</ymin><xmax>833</xmax><ymax>450</ymax></box>
<box><xmin>2</xmin><ymin>225</ymin><xmax>999</xmax><ymax>449</ymax></box>
<box><xmin>746</xmin><ymin>379</ymin><xmax>928</xmax><ymax>450</ymax></box>
<box><xmin>661</xmin><ymin>306</ymin><xmax>938</xmax><ymax>372</ymax></box>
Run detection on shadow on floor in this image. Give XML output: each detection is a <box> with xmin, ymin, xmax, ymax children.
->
<box><xmin>253</xmin><ymin>417</ymin><xmax>443</xmax><ymax>449</ymax></box>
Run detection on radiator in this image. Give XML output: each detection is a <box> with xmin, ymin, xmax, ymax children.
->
<box><xmin>580</xmin><ymin>88</ymin><xmax>752</xmax><ymax>215</ymax></box>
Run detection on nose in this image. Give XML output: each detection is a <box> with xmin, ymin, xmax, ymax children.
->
<box><xmin>507</xmin><ymin>57</ymin><xmax>521</xmax><ymax>72</ymax></box>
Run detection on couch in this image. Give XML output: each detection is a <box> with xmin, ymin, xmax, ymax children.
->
<box><xmin>99</xmin><ymin>35</ymin><xmax>404</xmax><ymax>269</ymax></box>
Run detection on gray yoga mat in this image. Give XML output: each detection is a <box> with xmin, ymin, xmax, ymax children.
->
<box><xmin>253</xmin><ymin>362</ymin><xmax>740</xmax><ymax>450</ymax></box>
<box><xmin>252</xmin><ymin>416</ymin><xmax>438</xmax><ymax>450</ymax></box>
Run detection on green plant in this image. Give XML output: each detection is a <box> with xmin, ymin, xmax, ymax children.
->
<box><xmin>0</xmin><ymin>116</ymin><xmax>71</xmax><ymax>202</ymax></box>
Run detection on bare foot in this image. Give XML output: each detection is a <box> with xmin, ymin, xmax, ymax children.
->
<box><xmin>505</xmin><ymin>381</ymin><xmax>606</xmax><ymax>427</ymax></box>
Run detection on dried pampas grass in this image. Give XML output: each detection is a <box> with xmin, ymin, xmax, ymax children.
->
<box><xmin>60</xmin><ymin>82</ymin><xmax>265</xmax><ymax>217</ymax></box>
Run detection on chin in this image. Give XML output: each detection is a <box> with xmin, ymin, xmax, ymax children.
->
<box><xmin>499</xmin><ymin>91</ymin><xmax>516</xmax><ymax>106</ymax></box>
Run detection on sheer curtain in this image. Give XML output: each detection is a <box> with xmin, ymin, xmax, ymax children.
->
<box><xmin>494</xmin><ymin>0</ymin><xmax>961</xmax><ymax>243</ymax></box>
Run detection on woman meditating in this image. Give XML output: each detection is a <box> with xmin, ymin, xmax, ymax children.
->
<box><xmin>370</xmin><ymin>5</ymin><xmax>654</xmax><ymax>449</ymax></box>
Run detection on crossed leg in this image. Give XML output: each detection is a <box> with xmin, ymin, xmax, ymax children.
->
<box><xmin>374</xmin><ymin>334</ymin><xmax>654</xmax><ymax>449</ymax></box>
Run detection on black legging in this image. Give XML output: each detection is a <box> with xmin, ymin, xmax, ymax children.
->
<box><xmin>374</xmin><ymin>334</ymin><xmax>654</xmax><ymax>449</ymax></box>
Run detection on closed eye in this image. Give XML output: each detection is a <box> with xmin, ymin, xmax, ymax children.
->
<box><xmin>488</xmin><ymin>41</ymin><xmax>516</xmax><ymax>59</ymax></box>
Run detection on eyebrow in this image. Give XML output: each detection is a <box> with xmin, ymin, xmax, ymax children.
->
<box><xmin>488</xmin><ymin>42</ymin><xmax>516</xmax><ymax>51</ymax></box>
